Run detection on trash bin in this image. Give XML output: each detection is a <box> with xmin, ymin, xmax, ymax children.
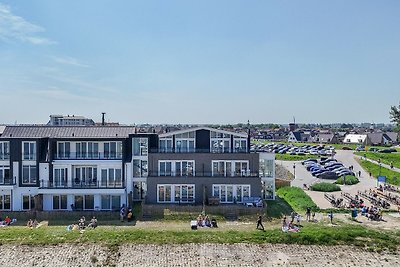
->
<box><xmin>351</xmin><ymin>209</ymin><xmax>357</xmax><ymax>218</ymax></box>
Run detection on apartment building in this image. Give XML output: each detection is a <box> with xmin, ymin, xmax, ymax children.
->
<box><xmin>0</xmin><ymin>125</ymin><xmax>275</xmax><ymax>211</ymax></box>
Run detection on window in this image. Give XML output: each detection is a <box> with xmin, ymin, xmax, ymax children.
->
<box><xmin>210</xmin><ymin>131</ymin><xmax>231</xmax><ymax>153</ymax></box>
<box><xmin>0</xmin><ymin>142</ymin><xmax>9</xmax><ymax>160</ymax></box>
<box><xmin>259</xmin><ymin>159</ymin><xmax>274</xmax><ymax>178</ymax></box>
<box><xmin>74</xmin><ymin>195</ymin><xmax>94</xmax><ymax>210</ymax></box>
<box><xmin>22</xmin><ymin>195</ymin><xmax>35</xmax><ymax>210</ymax></box>
<box><xmin>22</xmin><ymin>165</ymin><xmax>37</xmax><ymax>184</ymax></box>
<box><xmin>133</xmin><ymin>138</ymin><xmax>148</xmax><ymax>156</ymax></box>
<box><xmin>157</xmin><ymin>184</ymin><xmax>195</xmax><ymax>203</ymax></box>
<box><xmin>53</xmin><ymin>168</ymin><xmax>67</xmax><ymax>187</ymax></box>
<box><xmin>0</xmin><ymin>194</ymin><xmax>11</xmax><ymax>210</ymax></box>
<box><xmin>158</xmin><ymin>160</ymin><xmax>195</xmax><ymax>176</ymax></box>
<box><xmin>105</xmin><ymin>141</ymin><xmax>123</xmax><ymax>159</ymax></box>
<box><xmin>57</xmin><ymin>142</ymin><xmax>70</xmax><ymax>159</ymax></box>
<box><xmin>23</xmin><ymin>142</ymin><xmax>36</xmax><ymax>160</ymax></box>
<box><xmin>75</xmin><ymin>142</ymin><xmax>99</xmax><ymax>159</ymax></box>
<box><xmin>212</xmin><ymin>185</ymin><xmax>250</xmax><ymax>203</ymax></box>
<box><xmin>212</xmin><ymin>160</ymin><xmax>249</xmax><ymax>177</ymax></box>
<box><xmin>101</xmin><ymin>195</ymin><xmax>121</xmax><ymax>210</ymax></box>
<box><xmin>74</xmin><ymin>166</ymin><xmax>97</xmax><ymax>185</ymax></box>
<box><xmin>175</xmin><ymin>132</ymin><xmax>195</xmax><ymax>153</ymax></box>
<box><xmin>133</xmin><ymin>159</ymin><xmax>148</xmax><ymax>177</ymax></box>
<box><xmin>159</xmin><ymin>138</ymin><xmax>173</xmax><ymax>152</ymax></box>
<box><xmin>100</xmin><ymin>168</ymin><xmax>122</xmax><ymax>187</ymax></box>
<box><xmin>53</xmin><ymin>195</ymin><xmax>68</xmax><ymax>210</ymax></box>
<box><xmin>233</xmin><ymin>138</ymin><xmax>247</xmax><ymax>153</ymax></box>
<box><xmin>0</xmin><ymin>166</ymin><xmax>10</xmax><ymax>184</ymax></box>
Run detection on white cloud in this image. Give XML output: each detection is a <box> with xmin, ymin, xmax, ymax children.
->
<box><xmin>51</xmin><ymin>56</ymin><xmax>90</xmax><ymax>68</ymax></box>
<box><xmin>0</xmin><ymin>3</ymin><xmax>54</xmax><ymax>45</ymax></box>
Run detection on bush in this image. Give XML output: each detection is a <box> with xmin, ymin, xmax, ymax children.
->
<box><xmin>310</xmin><ymin>182</ymin><xmax>341</xmax><ymax>192</ymax></box>
<box><xmin>276</xmin><ymin>187</ymin><xmax>318</xmax><ymax>212</ymax></box>
<box><xmin>335</xmin><ymin>175</ymin><xmax>359</xmax><ymax>185</ymax></box>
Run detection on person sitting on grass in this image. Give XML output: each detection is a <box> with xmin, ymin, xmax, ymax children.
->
<box><xmin>88</xmin><ymin>216</ymin><xmax>98</xmax><ymax>229</ymax></box>
<box><xmin>27</xmin><ymin>219</ymin><xmax>34</xmax><ymax>229</ymax></box>
<box><xmin>4</xmin><ymin>216</ymin><xmax>11</xmax><ymax>226</ymax></box>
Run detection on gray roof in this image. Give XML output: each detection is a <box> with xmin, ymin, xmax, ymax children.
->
<box><xmin>367</xmin><ymin>133</ymin><xmax>383</xmax><ymax>145</ymax></box>
<box><xmin>0</xmin><ymin>126</ymin><xmax>137</xmax><ymax>138</ymax></box>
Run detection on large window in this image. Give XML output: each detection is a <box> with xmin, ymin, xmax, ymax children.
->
<box><xmin>23</xmin><ymin>142</ymin><xmax>36</xmax><ymax>160</ymax></box>
<box><xmin>159</xmin><ymin>138</ymin><xmax>173</xmax><ymax>153</ymax></box>
<box><xmin>22</xmin><ymin>165</ymin><xmax>37</xmax><ymax>184</ymax></box>
<box><xmin>157</xmin><ymin>184</ymin><xmax>195</xmax><ymax>203</ymax></box>
<box><xmin>259</xmin><ymin>159</ymin><xmax>274</xmax><ymax>178</ymax></box>
<box><xmin>0</xmin><ymin>142</ymin><xmax>9</xmax><ymax>160</ymax></box>
<box><xmin>101</xmin><ymin>195</ymin><xmax>121</xmax><ymax>210</ymax></box>
<box><xmin>22</xmin><ymin>195</ymin><xmax>35</xmax><ymax>210</ymax></box>
<box><xmin>159</xmin><ymin>160</ymin><xmax>195</xmax><ymax>176</ymax></box>
<box><xmin>0</xmin><ymin>194</ymin><xmax>11</xmax><ymax>210</ymax></box>
<box><xmin>100</xmin><ymin>168</ymin><xmax>122</xmax><ymax>187</ymax></box>
<box><xmin>53</xmin><ymin>195</ymin><xmax>68</xmax><ymax>210</ymax></box>
<box><xmin>53</xmin><ymin>168</ymin><xmax>67</xmax><ymax>187</ymax></box>
<box><xmin>104</xmin><ymin>141</ymin><xmax>123</xmax><ymax>159</ymax></box>
<box><xmin>57</xmin><ymin>142</ymin><xmax>71</xmax><ymax>158</ymax></box>
<box><xmin>212</xmin><ymin>160</ymin><xmax>249</xmax><ymax>177</ymax></box>
<box><xmin>75</xmin><ymin>142</ymin><xmax>99</xmax><ymax>159</ymax></box>
<box><xmin>0</xmin><ymin>166</ymin><xmax>10</xmax><ymax>184</ymax></box>
<box><xmin>133</xmin><ymin>159</ymin><xmax>148</xmax><ymax>177</ymax></box>
<box><xmin>133</xmin><ymin>138</ymin><xmax>148</xmax><ymax>156</ymax></box>
<box><xmin>210</xmin><ymin>131</ymin><xmax>231</xmax><ymax>153</ymax></box>
<box><xmin>233</xmin><ymin>137</ymin><xmax>247</xmax><ymax>153</ymax></box>
<box><xmin>213</xmin><ymin>185</ymin><xmax>250</xmax><ymax>203</ymax></box>
<box><xmin>175</xmin><ymin>132</ymin><xmax>195</xmax><ymax>153</ymax></box>
<box><xmin>74</xmin><ymin>166</ymin><xmax>97</xmax><ymax>185</ymax></box>
<box><xmin>74</xmin><ymin>195</ymin><xmax>94</xmax><ymax>210</ymax></box>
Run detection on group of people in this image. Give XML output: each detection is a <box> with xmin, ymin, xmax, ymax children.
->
<box><xmin>26</xmin><ymin>219</ymin><xmax>38</xmax><ymax>229</ymax></box>
<box><xmin>120</xmin><ymin>204</ymin><xmax>134</xmax><ymax>222</ymax></box>
<box><xmin>196</xmin><ymin>214</ymin><xmax>218</xmax><ymax>228</ymax></box>
<box><xmin>67</xmin><ymin>216</ymin><xmax>98</xmax><ymax>231</ymax></box>
<box><xmin>361</xmin><ymin>206</ymin><xmax>383</xmax><ymax>221</ymax></box>
<box><xmin>0</xmin><ymin>216</ymin><xmax>15</xmax><ymax>227</ymax></box>
<box><xmin>281</xmin><ymin>215</ymin><xmax>300</xmax><ymax>232</ymax></box>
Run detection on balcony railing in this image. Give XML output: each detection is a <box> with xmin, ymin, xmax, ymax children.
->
<box><xmin>0</xmin><ymin>177</ymin><xmax>17</xmax><ymax>186</ymax></box>
<box><xmin>39</xmin><ymin>179</ymin><xmax>125</xmax><ymax>189</ymax></box>
<box><xmin>0</xmin><ymin>154</ymin><xmax>10</xmax><ymax>160</ymax></box>
<box><xmin>149</xmin><ymin>148</ymin><xmax>248</xmax><ymax>153</ymax></box>
<box><xmin>147</xmin><ymin>171</ymin><xmax>259</xmax><ymax>178</ymax></box>
<box><xmin>54</xmin><ymin>152</ymin><xmax>123</xmax><ymax>160</ymax></box>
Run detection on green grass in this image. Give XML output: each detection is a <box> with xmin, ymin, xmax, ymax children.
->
<box><xmin>335</xmin><ymin>175</ymin><xmax>359</xmax><ymax>185</ymax></box>
<box><xmin>274</xmin><ymin>154</ymin><xmax>320</xmax><ymax>161</ymax></box>
<box><xmin>276</xmin><ymin>187</ymin><xmax>318</xmax><ymax>212</ymax></box>
<box><xmin>0</xmin><ymin>224</ymin><xmax>398</xmax><ymax>252</ymax></box>
<box><xmin>355</xmin><ymin>151</ymin><xmax>400</xmax><ymax>169</ymax></box>
<box><xmin>357</xmin><ymin>159</ymin><xmax>400</xmax><ymax>185</ymax></box>
<box><xmin>265</xmin><ymin>197</ymin><xmax>294</xmax><ymax>219</ymax></box>
<box><xmin>310</xmin><ymin>182</ymin><xmax>341</xmax><ymax>192</ymax></box>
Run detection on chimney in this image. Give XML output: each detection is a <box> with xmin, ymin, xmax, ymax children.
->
<box><xmin>102</xmin><ymin>112</ymin><xmax>106</xmax><ymax>126</ymax></box>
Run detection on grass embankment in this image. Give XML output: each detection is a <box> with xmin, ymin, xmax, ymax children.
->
<box><xmin>355</xmin><ymin>151</ymin><xmax>400</xmax><ymax>169</ymax></box>
<box><xmin>310</xmin><ymin>183</ymin><xmax>341</xmax><ymax>192</ymax></box>
<box><xmin>335</xmin><ymin>175</ymin><xmax>359</xmax><ymax>185</ymax></box>
<box><xmin>276</xmin><ymin>187</ymin><xmax>318</xmax><ymax>212</ymax></box>
<box><xmin>358</xmin><ymin>159</ymin><xmax>400</xmax><ymax>185</ymax></box>
<box><xmin>0</xmin><ymin>224</ymin><xmax>398</xmax><ymax>252</ymax></box>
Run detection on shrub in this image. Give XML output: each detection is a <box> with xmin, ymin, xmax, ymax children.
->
<box><xmin>310</xmin><ymin>182</ymin><xmax>341</xmax><ymax>192</ymax></box>
<box><xmin>335</xmin><ymin>175</ymin><xmax>359</xmax><ymax>185</ymax></box>
<box><xmin>276</xmin><ymin>187</ymin><xmax>318</xmax><ymax>212</ymax></box>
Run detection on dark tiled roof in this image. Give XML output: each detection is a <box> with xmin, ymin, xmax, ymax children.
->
<box><xmin>0</xmin><ymin>126</ymin><xmax>137</xmax><ymax>138</ymax></box>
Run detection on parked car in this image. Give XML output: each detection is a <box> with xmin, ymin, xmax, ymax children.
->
<box><xmin>317</xmin><ymin>171</ymin><xmax>338</xmax><ymax>179</ymax></box>
<box><xmin>302</xmin><ymin>158</ymin><xmax>318</xmax><ymax>165</ymax></box>
<box><xmin>379</xmin><ymin>148</ymin><xmax>396</xmax><ymax>153</ymax></box>
<box><xmin>368</xmin><ymin>147</ymin><xmax>380</xmax><ymax>152</ymax></box>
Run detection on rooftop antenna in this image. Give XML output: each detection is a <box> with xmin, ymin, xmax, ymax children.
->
<box><xmin>101</xmin><ymin>112</ymin><xmax>106</xmax><ymax>126</ymax></box>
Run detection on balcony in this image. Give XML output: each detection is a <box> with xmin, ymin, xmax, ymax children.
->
<box><xmin>54</xmin><ymin>152</ymin><xmax>123</xmax><ymax>160</ymax></box>
<box><xmin>147</xmin><ymin>171</ymin><xmax>259</xmax><ymax>178</ymax></box>
<box><xmin>0</xmin><ymin>154</ymin><xmax>10</xmax><ymax>160</ymax></box>
<box><xmin>149</xmin><ymin>148</ymin><xmax>248</xmax><ymax>153</ymax></box>
<box><xmin>0</xmin><ymin>177</ymin><xmax>17</xmax><ymax>186</ymax></box>
<box><xmin>39</xmin><ymin>179</ymin><xmax>125</xmax><ymax>189</ymax></box>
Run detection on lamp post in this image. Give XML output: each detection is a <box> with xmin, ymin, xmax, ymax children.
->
<box><xmin>378</xmin><ymin>159</ymin><xmax>382</xmax><ymax>176</ymax></box>
<box><xmin>293</xmin><ymin>163</ymin><xmax>296</xmax><ymax>180</ymax></box>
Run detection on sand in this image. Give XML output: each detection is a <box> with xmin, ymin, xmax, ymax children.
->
<box><xmin>0</xmin><ymin>243</ymin><xmax>398</xmax><ymax>267</ymax></box>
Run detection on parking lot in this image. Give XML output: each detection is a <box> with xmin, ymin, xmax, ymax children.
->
<box><xmin>251</xmin><ymin>143</ymin><xmax>335</xmax><ymax>156</ymax></box>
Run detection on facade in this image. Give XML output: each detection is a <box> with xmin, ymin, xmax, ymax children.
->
<box><xmin>47</xmin><ymin>115</ymin><xmax>95</xmax><ymax>126</ymax></box>
<box><xmin>0</xmin><ymin>125</ymin><xmax>275</xmax><ymax>212</ymax></box>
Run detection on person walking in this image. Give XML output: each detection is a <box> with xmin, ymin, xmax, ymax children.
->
<box><xmin>306</xmin><ymin>207</ymin><xmax>311</xmax><ymax>222</ymax></box>
<box><xmin>256</xmin><ymin>215</ymin><xmax>264</xmax><ymax>231</ymax></box>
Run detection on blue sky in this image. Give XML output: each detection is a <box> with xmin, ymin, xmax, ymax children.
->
<box><xmin>0</xmin><ymin>1</ymin><xmax>399</xmax><ymax>125</ymax></box>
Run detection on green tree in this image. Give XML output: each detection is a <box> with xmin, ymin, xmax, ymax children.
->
<box><xmin>389</xmin><ymin>103</ymin><xmax>400</xmax><ymax>131</ymax></box>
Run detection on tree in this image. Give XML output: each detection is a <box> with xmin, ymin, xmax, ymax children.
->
<box><xmin>389</xmin><ymin>103</ymin><xmax>400</xmax><ymax>131</ymax></box>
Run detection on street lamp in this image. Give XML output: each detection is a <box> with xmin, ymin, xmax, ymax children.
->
<box><xmin>378</xmin><ymin>159</ymin><xmax>382</xmax><ymax>176</ymax></box>
<box><xmin>293</xmin><ymin>163</ymin><xmax>296</xmax><ymax>180</ymax></box>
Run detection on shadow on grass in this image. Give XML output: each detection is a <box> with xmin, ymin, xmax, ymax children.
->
<box><xmin>266</xmin><ymin>196</ymin><xmax>294</xmax><ymax>220</ymax></box>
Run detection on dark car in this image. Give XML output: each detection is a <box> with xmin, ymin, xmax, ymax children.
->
<box><xmin>302</xmin><ymin>158</ymin><xmax>318</xmax><ymax>165</ymax></box>
<box><xmin>317</xmin><ymin>171</ymin><xmax>338</xmax><ymax>179</ymax></box>
<box><xmin>312</xmin><ymin>169</ymin><xmax>326</xmax><ymax>176</ymax></box>
<box><xmin>368</xmin><ymin>147</ymin><xmax>379</xmax><ymax>152</ymax></box>
<box><xmin>342</xmin><ymin>146</ymin><xmax>353</xmax><ymax>150</ymax></box>
<box><xmin>320</xmin><ymin>158</ymin><xmax>337</xmax><ymax>165</ymax></box>
<box><xmin>379</xmin><ymin>148</ymin><xmax>396</xmax><ymax>153</ymax></box>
